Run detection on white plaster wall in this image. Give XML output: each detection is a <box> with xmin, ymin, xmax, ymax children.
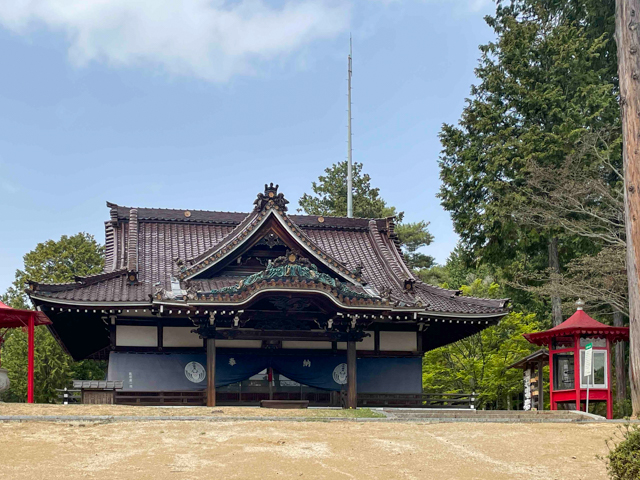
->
<box><xmin>379</xmin><ymin>331</ymin><xmax>417</xmax><ymax>352</ymax></box>
<box><xmin>282</xmin><ymin>341</ymin><xmax>332</xmax><ymax>350</ymax></box>
<box><xmin>358</xmin><ymin>333</ymin><xmax>375</xmax><ymax>351</ymax></box>
<box><xmin>116</xmin><ymin>325</ymin><xmax>158</xmax><ymax>347</ymax></box>
<box><xmin>163</xmin><ymin>327</ymin><xmax>202</xmax><ymax>348</ymax></box>
<box><xmin>216</xmin><ymin>340</ymin><xmax>263</xmax><ymax>349</ymax></box>
<box><xmin>337</xmin><ymin>332</ymin><xmax>375</xmax><ymax>350</ymax></box>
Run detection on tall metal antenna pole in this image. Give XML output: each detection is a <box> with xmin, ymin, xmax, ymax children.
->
<box><xmin>347</xmin><ymin>35</ymin><xmax>353</xmax><ymax>218</ymax></box>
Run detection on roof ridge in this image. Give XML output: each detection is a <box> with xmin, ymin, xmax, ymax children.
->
<box><xmin>414</xmin><ymin>281</ymin><xmax>460</xmax><ymax>297</ymax></box>
<box><xmin>107</xmin><ymin>201</ymin><xmax>248</xmax><ymax>215</ymax></box>
<box><xmin>291</xmin><ymin>213</ymin><xmax>388</xmax><ymax>221</ymax></box>
<box><xmin>109</xmin><ymin>205</ymin><xmax>389</xmax><ymax>222</ymax></box>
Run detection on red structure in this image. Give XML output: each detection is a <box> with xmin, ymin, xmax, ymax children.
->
<box><xmin>0</xmin><ymin>301</ymin><xmax>52</xmax><ymax>403</ymax></box>
<box><xmin>524</xmin><ymin>302</ymin><xmax>628</xmax><ymax>419</ymax></box>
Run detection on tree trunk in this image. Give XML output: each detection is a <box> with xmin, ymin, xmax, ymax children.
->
<box><xmin>548</xmin><ymin>236</ymin><xmax>563</xmax><ymax>326</ymax></box>
<box><xmin>616</xmin><ymin>0</ymin><xmax>640</xmax><ymax>416</ymax></box>
<box><xmin>614</xmin><ymin>310</ymin><xmax>628</xmax><ymax>405</ymax></box>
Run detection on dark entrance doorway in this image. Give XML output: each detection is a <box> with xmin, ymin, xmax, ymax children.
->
<box><xmin>216</xmin><ymin>368</ymin><xmax>338</xmax><ymax>406</ymax></box>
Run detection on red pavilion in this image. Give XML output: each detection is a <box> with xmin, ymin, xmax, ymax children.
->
<box><xmin>524</xmin><ymin>301</ymin><xmax>628</xmax><ymax>419</ymax></box>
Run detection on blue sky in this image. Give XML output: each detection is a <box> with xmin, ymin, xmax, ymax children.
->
<box><xmin>0</xmin><ymin>0</ymin><xmax>496</xmax><ymax>293</ymax></box>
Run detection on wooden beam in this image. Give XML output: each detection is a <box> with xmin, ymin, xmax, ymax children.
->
<box><xmin>347</xmin><ymin>340</ymin><xmax>357</xmax><ymax>409</ymax></box>
<box><xmin>215</xmin><ymin>329</ymin><xmax>360</xmax><ymax>342</ymax></box>
<box><xmin>206</xmin><ymin>338</ymin><xmax>216</xmax><ymax>407</ymax></box>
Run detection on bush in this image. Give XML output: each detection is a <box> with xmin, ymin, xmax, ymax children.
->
<box><xmin>604</xmin><ymin>424</ymin><xmax>640</xmax><ymax>480</ymax></box>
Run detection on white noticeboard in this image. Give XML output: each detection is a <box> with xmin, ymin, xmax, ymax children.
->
<box><xmin>585</xmin><ymin>343</ymin><xmax>593</xmax><ymax>413</ymax></box>
<box><xmin>584</xmin><ymin>343</ymin><xmax>593</xmax><ymax>378</ymax></box>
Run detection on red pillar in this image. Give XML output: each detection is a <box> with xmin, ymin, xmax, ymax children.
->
<box><xmin>574</xmin><ymin>335</ymin><xmax>581</xmax><ymax>411</ymax></box>
<box><xmin>548</xmin><ymin>344</ymin><xmax>555</xmax><ymax>411</ymax></box>
<box><xmin>27</xmin><ymin>313</ymin><xmax>35</xmax><ymax>404</ymax></box>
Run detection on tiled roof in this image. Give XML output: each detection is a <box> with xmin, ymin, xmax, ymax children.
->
<box><xmin>29</xmin><ymin>196</ymin><xmax>508</xmax><ymax>316</ymax></box>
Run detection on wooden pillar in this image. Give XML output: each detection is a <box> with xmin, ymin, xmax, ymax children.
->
<box><xmin>347</xmin><ymin>340</ymin><xmax>357</xmax><ymax>409</ymax></box>
<box><xmin>27</xmin><ymin>313</ymin><xmax>35</xmax><ymax>404</ymax></box>
<box><xmin>538</xmin><ymin>359</ymin><xmax>544</xmax><ymax>411</ymax></box>
<box><xmin>206</xmin><ymin>338</ymin><xmax>216</xmax><ymax>407</ymax></box>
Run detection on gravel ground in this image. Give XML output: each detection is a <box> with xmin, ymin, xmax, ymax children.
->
<box><xmin>0</xmin><ymin>403</ymin><xmax>382</xmax><ymax>418</ymax></box>
<box><xmin>0</xmin><ymin>416</ymin><xmax>618</xmax><ymax>479</ymax></box>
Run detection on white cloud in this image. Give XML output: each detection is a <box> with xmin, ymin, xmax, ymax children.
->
<box><xmin>0</xmin><ymin>0</ymin><xmax>350</xmax><ymax>81</ymax></box>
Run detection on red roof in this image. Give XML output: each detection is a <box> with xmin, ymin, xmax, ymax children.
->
<box><xmin>0</xmin><ymin>302</ymin><xmax>52</xmax><ymax>329</ymax></box>
<box><xmin>524</xmin><ymin>308</ymin><xmax>629</xmax><ymax>346</ymax></box>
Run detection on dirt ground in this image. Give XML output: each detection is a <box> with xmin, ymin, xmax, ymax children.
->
<box><xmin>0</xmin><ymin>416</ymin><xmax>619</xmax><ymax>480</ymax></box>
<box><xmin>0</xmin><ymin>403</ymin><xmax>380</xmax><ymax>418</ymax></box>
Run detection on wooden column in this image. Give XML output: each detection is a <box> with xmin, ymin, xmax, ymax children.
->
<box><xmin>206</xmin><ymin>338</ymin><xmax>216</xmax><ymax>407</ymax></box>
<box><xmin>347</xmin><ymin>340</ymin><xmax>357</xmax><ymax>409</ymax></box>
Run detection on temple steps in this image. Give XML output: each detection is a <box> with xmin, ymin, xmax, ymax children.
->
<box><xmin>382</xmin><ymin>409</ymin><xmax>597</xmax><ymax>422</ymax></box>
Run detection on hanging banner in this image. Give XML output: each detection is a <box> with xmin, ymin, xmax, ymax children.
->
<box><xmin>271</xmin><ymin>354</ymin><xmax>347</xmax><ymax>391</ymax></box>
<box><xmin>107</xmin><ymin>352</ymin><xmax>269</xmax><ymax>391</ymax></box>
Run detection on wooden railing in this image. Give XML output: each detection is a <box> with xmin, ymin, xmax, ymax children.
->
<box><xmin>217</xmin><ymin>391</ymin><xmax>332</xmax><ymax>406</ymax></box>
<box><xmin>103</xmin><ymin>391</ymin><xmax>476</xmax><ymax>409</ymax></box>
<box><xmin>357</xmin><ymin>392</ymin><xmax>476</xmax><ymax>409</ymax></box>
<box><xmin>115</xmin><ymin>391</ymin><xmax>206</xmax><ymax>406</ymax></box>
<box><xmin>114</xmin><ymin>391</ymin><xmax>332</xmax><ymax>407</ymax></box>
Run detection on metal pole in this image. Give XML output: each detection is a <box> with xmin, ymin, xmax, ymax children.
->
<box><xmin>586</xmin><ymin>373</ymin><xmax>591</xmax><ymax>413</ymax></box>
<box><xmin>347</xmin><ymin>35</ymin><xmax>353</xmax><ymax>218</ymax></box>
<box><xmin>27</xmin><ymin>313</ymin><xmax>34</xmax><ymax>403</ymax></box>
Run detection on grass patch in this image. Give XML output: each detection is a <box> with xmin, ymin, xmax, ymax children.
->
<box><xmin>302</xmin><ymin>408</ymin><xmax>384</xmax><ymax>419</ymax></box>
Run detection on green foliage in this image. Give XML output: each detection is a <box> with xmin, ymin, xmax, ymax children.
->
<box><xmin>423</xmin><ymin>309</ymin><xmax>542</xmax><ymax>409</ymax></box>
<box><xmin>0</xmin><ymin>327</ymin><xmax>71</xmax><ymax>403</ymax></box>
<box><xmin>604</xmin><ymin>424</ymin><xmax>640</xmax><ymax>480</ymax></box>
<box><xmin>299</xmin><ymin>161</ymin><xmax>401</xmax><ymax>220</ymax></box>
<box><xmin>1</xmin><ymin>233</ymin><xmax>106</xmax><ymax>402</ymax></box>
<box><xmin>395</xmin><ymin>222</ymin><xmax>435</xmax><ymax>270</ymax></box>
<box><xmin>299</xmin><ymin>161</ymin><xmax>434</xmax><ymax>270</ymax></box>
<box><xmin>421</xmin><ymin>262</ymin><xmax>544</xmax><ymax>408</ymax></box>
<box><xmin>4</xmin><ymin>233</ymin><xmax>104</xmax><ymax>308</ymax></box>
<box><xmin>71</xmin><ymin>359</ymin><xmax>108</xmax><ymax>382</ymax></box>
<box><xmin>437</xmin><ymin>0</ymin><xmax>619</xmax><ymax>308</ymax></box>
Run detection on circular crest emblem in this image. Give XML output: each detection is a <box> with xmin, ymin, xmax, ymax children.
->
<box><xmin>184</xmin><ymin>362</ymin><xmax>206</xmax><ymax>383</ymax></box>
<box><xmin>332</xmin><ymin>363</ymin><xmax>348</xmax><ymax>385</ymax></box>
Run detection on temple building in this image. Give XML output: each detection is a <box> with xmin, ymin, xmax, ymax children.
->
<box><xmin>27</xmin><ymin>184</ymin><xmax>508</xmax><ymax>407</ymax></box>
